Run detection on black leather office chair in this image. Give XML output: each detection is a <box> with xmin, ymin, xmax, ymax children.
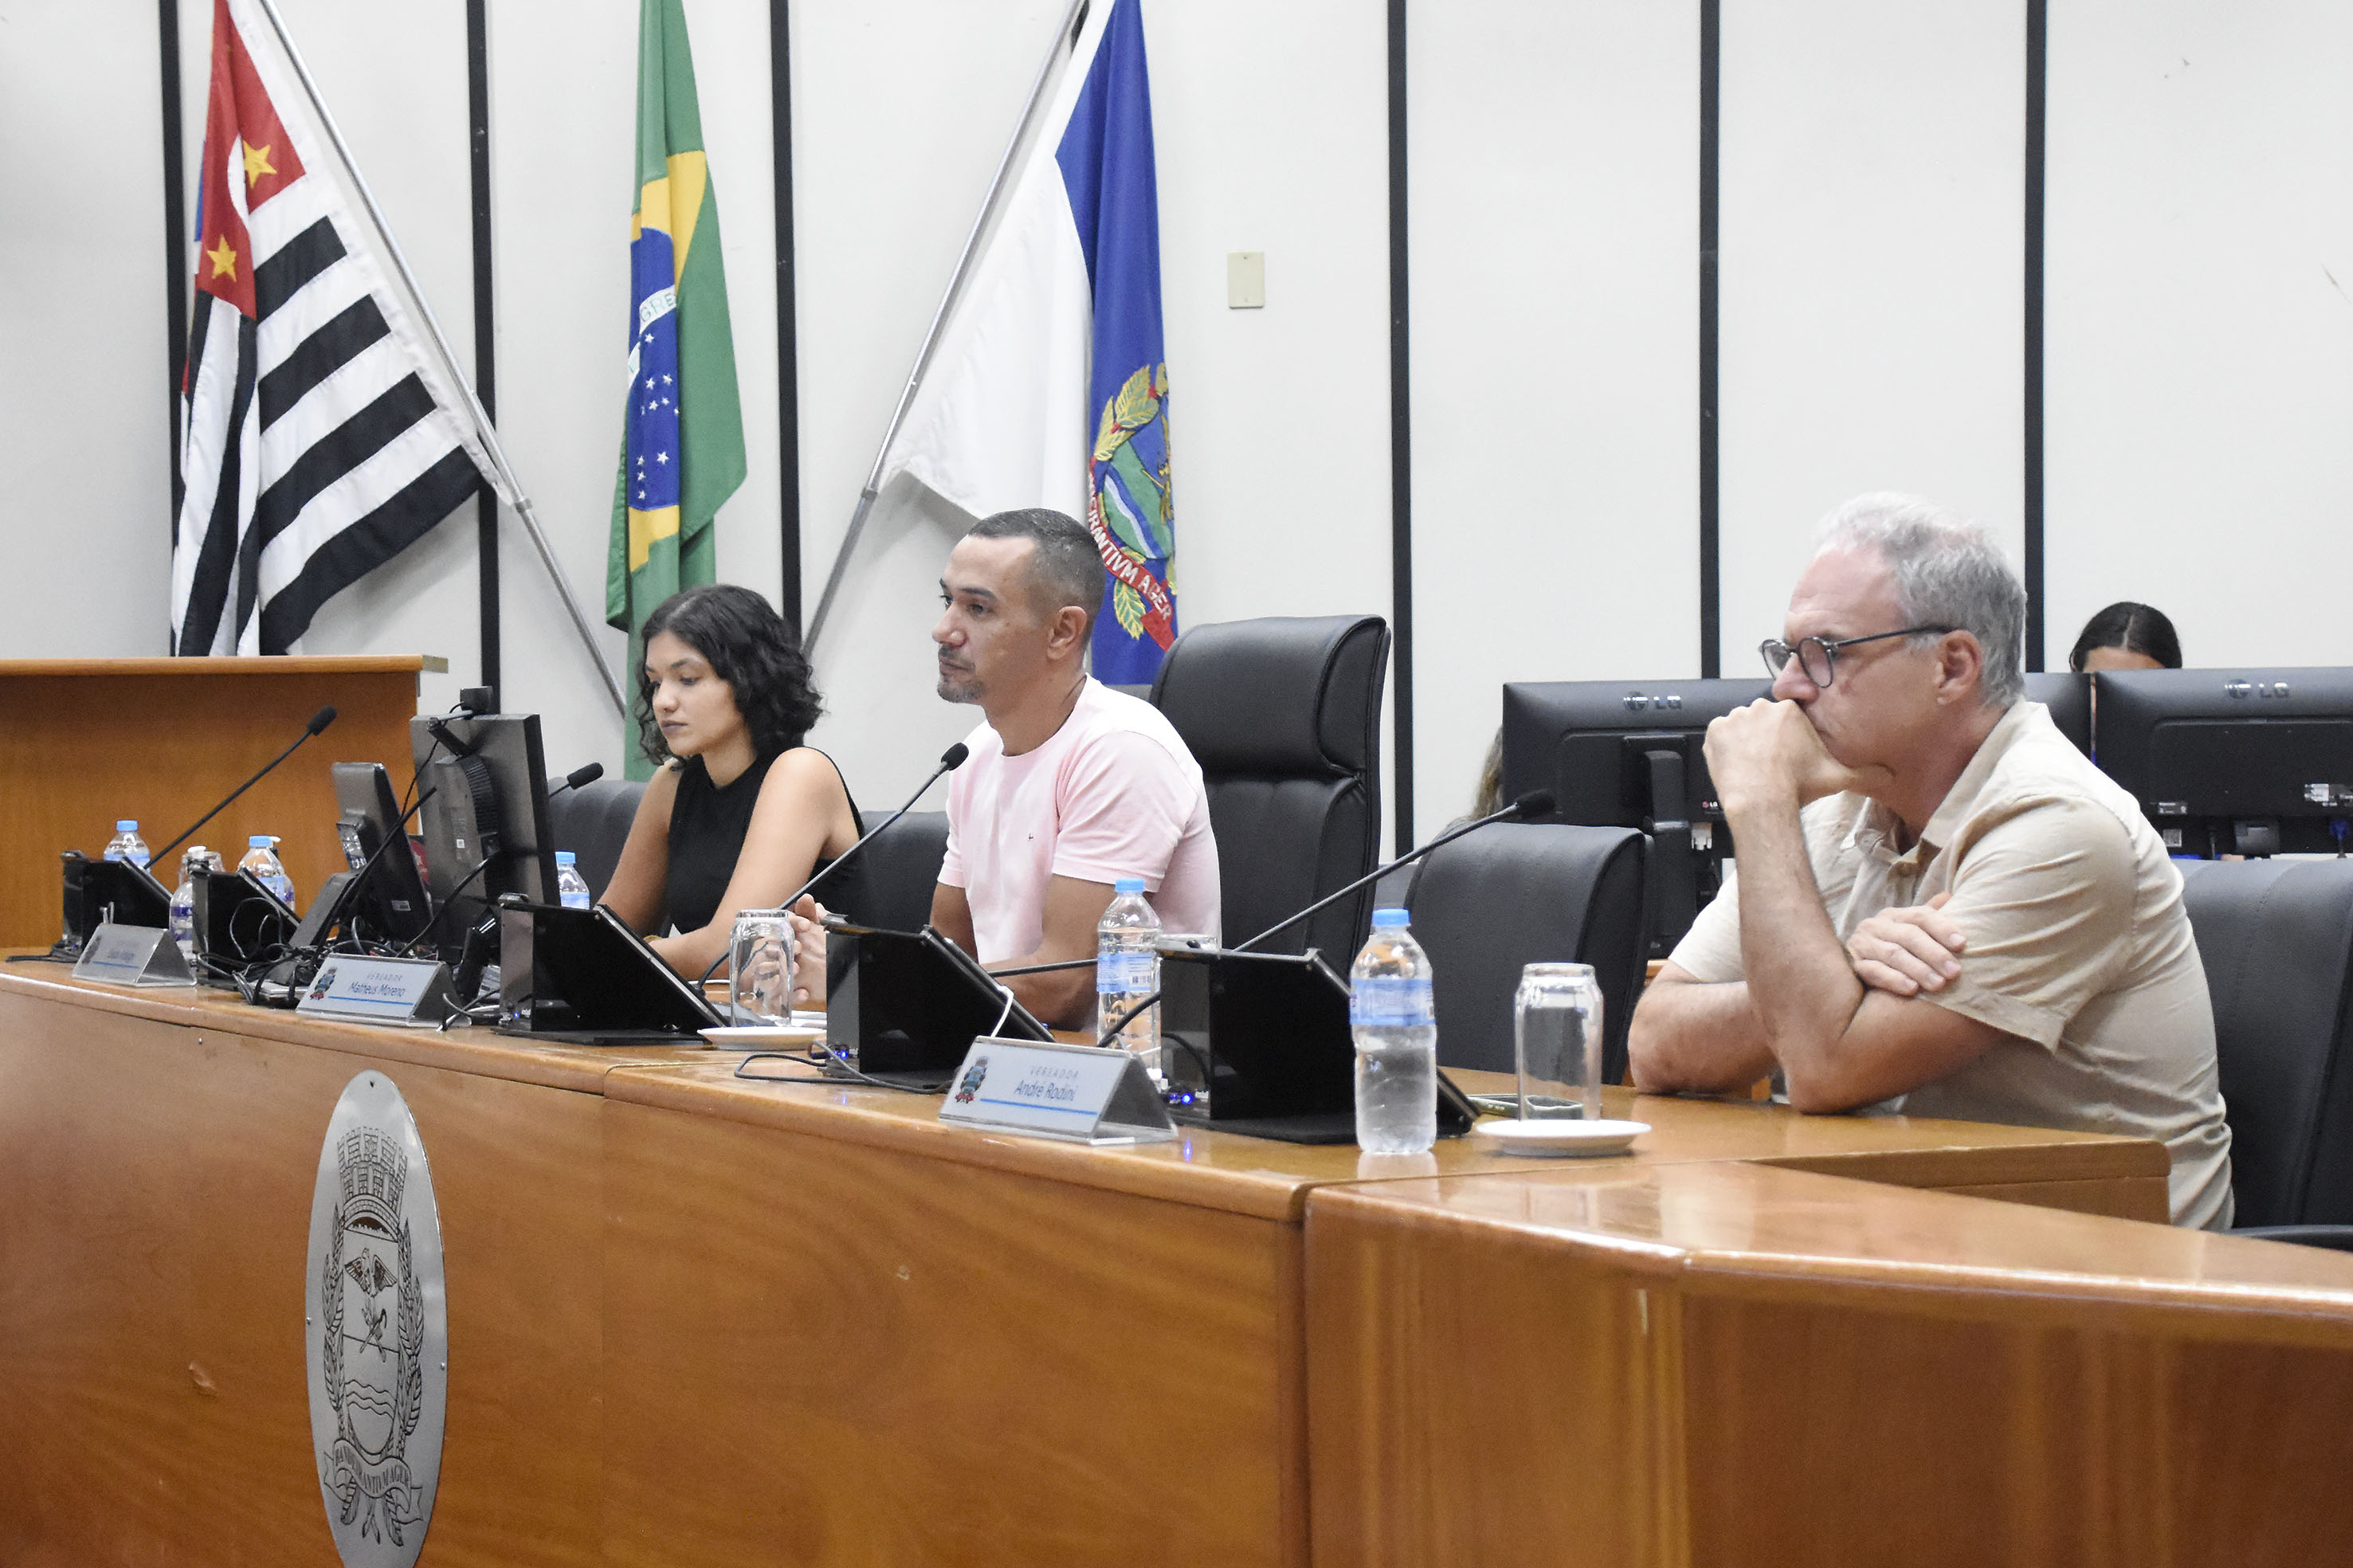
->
<box><xmin>833</xmin><ymin>809</ymin><xmax>951</xmax><ymax>933</ymax></box>
<box><xmin>1401</xmin><ymin>822</ymin><xmax>1648</xmax><ymax>1084</ymax></box>
<box><xmin>547</xmin><ymin>777</ymin><xmax>646</xmax><ymax>901</ymax></box>
<box><xmin>1151</xmin><ymin>614</ymin><xmax>1390</xmax><ymax>959</ymax></box>
<box><xmin>2179</xmin><ymin>858</ymin><xmax>2353</xmax><ymax>1245</ymax></box>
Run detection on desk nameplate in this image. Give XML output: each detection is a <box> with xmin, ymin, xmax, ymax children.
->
<box><xmin>296</xmin><ymin>955</ymin><xmax>454</xmax><ymax>1027</ymax></box>
<box><xmin>69</xmin><ymin>922</ymin><xmax>196</xmax><ymax>987</ymax></box>
<box><xmin>939</xmin><ymin>1036</ymin><xmax>1179</xmax><ymax>1145</ymax></box>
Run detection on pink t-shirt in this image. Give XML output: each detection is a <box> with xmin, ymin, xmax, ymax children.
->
<box><xmin>939</xmin><ymin>679</ymin><xmax>1222</xmax><ymax>962</ymax></box>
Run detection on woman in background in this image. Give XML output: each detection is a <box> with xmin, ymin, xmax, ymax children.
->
<box><xmin>2069</xmin><ymin>601</ymin><xmax>2182</xmax><ymax>673</ymax></box>
<box><xmin>601</xmin><ymin>584</ymin><xmax>865</xmax><ymax>979</ymax></box>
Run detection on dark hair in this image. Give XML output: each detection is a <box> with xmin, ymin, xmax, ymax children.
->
<box><xmin>967</xmin><ymin>508</ymin><xmax>1108</xmax><ymax>631</ymax></box>
<box><xmin>634</xmin><ymin>584</ymin><xmax>823</xmax><ymax>763</ymax></box>
<box><xmin>2067</xmin><ymin>601</ymin><xmax>2182</xmax><ymax>673</ymax></box>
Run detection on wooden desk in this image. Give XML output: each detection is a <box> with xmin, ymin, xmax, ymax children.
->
<box><xmin>0</xmin><ymin>655</ymin><xmax>426</xmax><ymax>947</ymax></box>
<box><xmin>0</xmin><ymin>968</ymin><xmax>2182</xmax><ymax>1565</ymax></box>
<box><xmin>0</xmin><ymin>967</ymin><xmax>705</xmax><ymax>1568</ymax></box>
<box><xmin>1304</xmin><ymin>1160</ymin><xmax>2353</xmax><ymax>1568</ymax></box>
<box><xmin>1446</xmin><ymin>1073</ymin><xmax>2169</xmax><ymax>1222</ymax></box>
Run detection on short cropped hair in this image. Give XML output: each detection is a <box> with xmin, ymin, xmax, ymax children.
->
<box><xmin>1814</xmin><ymin>492</ymin><xmax>2026</xmax><ymax>707</ymax></box>
<box><xmin>635</xmin><ymin>584</ymin><xmax>823</xmax><ymax>764</ymax></box>
<box><xmin>968</xmin><ymin>508</ymin><xmax>1108</xmax><ymax>631</ymax></box>
<box><xmin>2069</xmin><ymin>601</ymin><xmax>2182</xmax><ymax>672</ymax></box>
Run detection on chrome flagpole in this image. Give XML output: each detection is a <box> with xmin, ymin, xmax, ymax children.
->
<box><xmin>802</xmin><ymin>0</ymin><xmax>1090</xmax><ymax>655</ymax></box>
<box><xmin>248</xmin><ymin>0</ymin><xmax>629</xmax><ymax>718</ymax></box>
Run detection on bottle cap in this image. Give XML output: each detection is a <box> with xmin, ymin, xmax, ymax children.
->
<box><xmin>1114</xmin><ymin>876</ymin><xmax>1145</xmax><ymax>895</ymax></box>
<box><xmin>250</xmin><ymin>834</ymin><xmax>273</xmax><ymax>848</ymax></box>
<box><xmin>1371</xmin><ymin>906</ymin><xmax>1410</xmax><ymax>927</ymax></box>
<box><xmin>555</xmin><ymin>850</ymin><xmax>577</xmax><ymax>865</ymax></box>
<box><xmin>116</xmin><ymin>820</ymin><xmax>138</xmax><ymax>832</ymax></box>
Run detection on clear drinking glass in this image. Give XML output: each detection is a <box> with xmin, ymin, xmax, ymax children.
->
<box><xmin>1513</xmin><ymin>962</ymin><xmax>1602</xmax><ymax>1120</ymax></box>
<box><xmin>728</xmin><ymin>909</ymin><xmax>794</xmax><ymax>1027</ymax></box>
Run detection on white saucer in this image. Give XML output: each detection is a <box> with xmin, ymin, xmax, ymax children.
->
<box><xmin>1469</xmin><ymin>1117</ymin><xmax>1649</xmax><ymax>1158</ymax></box>
<box><xmin>700</xmin><ymin>1023</ymin><xmax>827</xmax><ymax>1050</ymax></box>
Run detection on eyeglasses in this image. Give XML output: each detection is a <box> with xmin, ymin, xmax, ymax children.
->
<box><xmin>1759</xmin><ymin>625</ymin><xmax>1955</xmax><ymax>687</ymax></box>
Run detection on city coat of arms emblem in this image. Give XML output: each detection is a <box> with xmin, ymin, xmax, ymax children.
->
<box><xmin>304</xmin><ymin>1072</ymin><xmax>447</xmax><ymax>1567</ymax></box>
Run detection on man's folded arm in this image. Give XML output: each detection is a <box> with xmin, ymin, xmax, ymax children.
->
<box><xmin>1634</xmin><ymin>960</ymin><xmax>2020</xmax><ymax>1110</ymax></box>
<box><xmin>1777</xmin><ymin>990</ymin><xmax>2015</xmax><ymax>1111</ymax></box>
<box><xmin>1627</xmin><ymin>966</ymin><xmax>1775</xmax><ymax>1095</ymax></box>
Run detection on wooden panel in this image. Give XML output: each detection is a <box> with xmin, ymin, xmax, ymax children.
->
<box><xmin>1303</xmin><ymin>1162</ymin><xmax>2353</xmax><ymax>1568</ymax></box>
<box><xmin>1305</xmin><ymin>1191</ymin><xmax>1683</xmax><ymax>1568</ymax></box>
<box><xmin>1680</xmin><ymin>1293</ymin><xmax>2353</xmax><ymax>1568</ymax></box>
<box><xmin>0</xmin><ymin>966</ymin><xmax>716</xmax><ymax>1095</ymax></box>
<box><xmin>602</xmin><ymin>1098</ymin><xmax>1306</xmax><ymax>1567</ymax></box>
<box><xmin>1937</xmin><ymin>1174</ymin><xmax>2171</xmax><ymax>1224</ymax></box>
<box><xmin>605</xmin><ymin>1064</ymin><xmax>2167</xmax><ymax>1224</ymax></box>
<box><xmin>0</xmin><ymin>657</ymin><xmax>423</xmax><ymax>946</ymax></box>
<box><xmin>0</xmin><ymin>990</ymin><xmax>609</xmax><ymax>1566</ymax></box>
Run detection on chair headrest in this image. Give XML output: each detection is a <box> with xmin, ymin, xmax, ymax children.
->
<box><xmin>1151</xmin><ymin>614</ymin><xmax>1388</xmax><ymax>776</ymax></box>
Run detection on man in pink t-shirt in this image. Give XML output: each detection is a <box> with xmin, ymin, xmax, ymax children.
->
<box><xmin>927</xmin><ymin>509</ymin><xmax>1219</xmax><ymax>1028</ymax></box>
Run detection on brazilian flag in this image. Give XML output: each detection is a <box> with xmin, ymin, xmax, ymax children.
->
<box><xmin>607</xmin><ymin>0</ymin><xmax>746</xmax><ymax>777</ymax></box>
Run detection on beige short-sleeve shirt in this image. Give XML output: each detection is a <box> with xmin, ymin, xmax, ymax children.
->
<box><xmin>1669</xmin><ymin>700</ymin><xmax>2235</xmax><ymax>1229</ymax></box>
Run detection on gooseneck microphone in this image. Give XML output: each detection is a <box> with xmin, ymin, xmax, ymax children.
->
<box><xmin>783</xmin><ymin>742</ymin><xmax>970</xmax><ymax>914</ymax></box>
<box><xmin>696</xmin><ymin>742</ymin><xmax>972</xmax><ymax>986</ymax></box>
<box><xmin>153</xmin><ymin>705</ymin><xmax>339</xmax><ymax>863</ymax></box>
<box><xmin>547</xmin><ymin>761</ymin><xmax>606</xmax><ymax>797</ymax></box>
<box><xmin>1095</xmin><ymin>789</ymin><xmax>1559</xmax><ymax>1046</ymax></box>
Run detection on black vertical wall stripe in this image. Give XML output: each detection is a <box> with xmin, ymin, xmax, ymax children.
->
<box><xmin>771</xmin><ymin>0</ymin><xmax>803</xmax><ymax>635</ymax></box>
<box><xmin>160</xmin><ymin>0</ymin><xmax>186</xmax><ymax>559</ymax></box>
<box><xmin>1698</xmin><ymin>0</ymin><xmax>1722</xmax><ymax>679</ymax></box>
<box><xmin>2023</xmin><ymin>0</ymin><xmax>2048</xmax><ymax>671</ymax></box>
<box><xmin>467</xmin><ymin>0</ymin><xmax>501</xmax><ymax>702</ymax></box>
<box><xmin>1386</xmin><ymin>0</ymin><xmax>1414</xmax><ymax>856</ymax></box>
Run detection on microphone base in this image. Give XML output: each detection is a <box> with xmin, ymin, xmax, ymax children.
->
<box><xmin>1155</xmin><ymin>947</ymin><xmax>1476</xmax><ymax>1139</ymax></box>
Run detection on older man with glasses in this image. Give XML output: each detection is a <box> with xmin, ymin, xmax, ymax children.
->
<box><xmin>1627</xmin><ymin>492</ymin><xmax>2233</xmax><ymax>1229</ymax></box>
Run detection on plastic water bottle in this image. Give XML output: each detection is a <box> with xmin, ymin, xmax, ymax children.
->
<box><xmin>168</xmin><ymin>845</ymin><xmax>217</xmax><ymax>962</ymax></box>
<box><xmin>104</xmin><ymin>821</ymin><xmax>151</xmax><ymax>869</ymax></box>
<box><xmin>241</xmin><ymin>834</ymin><xmax>296</xmax><ymax>910</ymax></box>
<box><xmin>555</xmin><ymin>851</ymin><xmax>592</xmax><ymax>911</ymax></box>
<box><xmin>1351</xmin><ymin>907</ymin><xmax>1438</xmax><ymax>1154</ymax></box>
<box><xmin>1097</xmin><ymin>876</ymin><xmax>1161</xmax><ymax>1069</ymax></box>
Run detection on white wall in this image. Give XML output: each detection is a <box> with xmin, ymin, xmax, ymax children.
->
<box><xmin>1406</xmin><ymin>0</ymin><xmax>1700</xmax><ymax>836</ymax></box>
<box><xmin>3</xmin><ymin>2</ymin><xmax>172</xmax><ymax>657</ymax></box>
<box><xmin>9</xmin><ymin>2</ymin><xmax>2353</xmax><ymax>845</ymax></box>
<box><xmin>1717</xmin><ymin>0</ymin><xmax>2026</xmax><ymax>668</ymax></box>
<box><xmin>2045</xmin><ymin>0</ymin><xmax>2353</xmax><ymax>670</ymax></box>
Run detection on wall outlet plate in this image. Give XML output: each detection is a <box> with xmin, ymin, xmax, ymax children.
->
<box><xmin>1227</xmin><ymin>250</ymin><xmax>1265</xmax><ymax>308</ymax></box>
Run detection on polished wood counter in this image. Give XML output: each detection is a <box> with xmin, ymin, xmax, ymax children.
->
<box><xmin>0</xmin><ymin>967</ymin><xmax>2205</xmax><ymax>1566</ymax></box>
<box><xmin>1305</xmin><ymin>1160</ymin><xmax>2353</xmax><ymax>1568</ymax></box>
<box><xmin>0</xmin><ymin>654</ymin><xmax>428</xmax><ymax>947</ymax></box>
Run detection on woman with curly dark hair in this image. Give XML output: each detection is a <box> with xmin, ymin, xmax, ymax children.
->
<box><xmin>600</xmin><ymin>584</ymin><xmax>865</xmax><ymax>978</ymax></box>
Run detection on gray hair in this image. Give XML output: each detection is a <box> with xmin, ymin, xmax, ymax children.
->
<box><xmin>1813</xmin><ymin>492</ymin><xmax>2026</xmax><ymax>706</ymax></box>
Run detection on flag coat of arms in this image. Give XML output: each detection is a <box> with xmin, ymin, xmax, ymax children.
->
<box><xmin>170</xmin><ymin>0</ymin><xmax>508</xmax><ymax>657</ymax></box>
<box><xmin>883</xmin><ymin>0</ymin><xmax>1179</xmax><ymax>681</ymax></box>
<box><xmin>608</xmin><ymin>0</ymin><xmax>747</xmax><ymax>775</ymax></box>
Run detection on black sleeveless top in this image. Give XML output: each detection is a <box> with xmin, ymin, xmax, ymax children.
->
<box><xmin>665</xmin><ymin>747</ymin><xmax>866</xmax><ymax>934</ymax></box>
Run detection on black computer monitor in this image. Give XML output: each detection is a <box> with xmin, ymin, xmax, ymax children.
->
<box><xmin>2092</xmin><ymin>668</ymin><xmax>2353</xmax><ymax>857</ymax></box>
<box><xmin>2022</xmin><ymin>671</ymin><xmax>2091</xmax><ymax>757</ymax></box>
<box><xmin>330</xmin><ymin>762</ymin><xmax>434</xmax><ymax>947</ymax></box>
<box><xmin>409</xmin><ymin>712</ymin><xmax>557</xmax><ymax>953</ymax></box>
<box><xmin>1500</xmin><ymin>677</ymin><xmax>1771</xmax><ymax>956</ymax></box>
